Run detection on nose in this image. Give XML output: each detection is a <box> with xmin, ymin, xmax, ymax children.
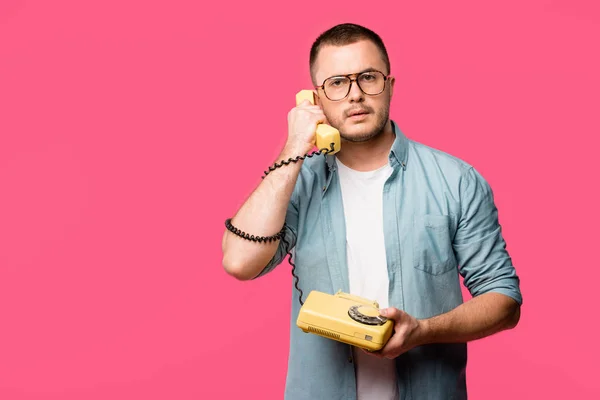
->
<box><xmin>346</xmin><ymin>78</ymin><xmax>364</xmax><ymax>103</ymax></box>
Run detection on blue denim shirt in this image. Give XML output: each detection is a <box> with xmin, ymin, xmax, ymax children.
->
<box><xmin>257</xmin><ymin>121</ymin><xmax>522</xmax><ymax>399</ymax></box>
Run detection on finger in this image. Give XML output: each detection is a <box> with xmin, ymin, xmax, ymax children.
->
<box><xmin>315</xmin><ymin>115</ymin><xmax>328</xmax><ymax>125</ymax></box>
<box><xmin>379</xmin><ymin>338</ymin><xmax>397</xmax><ymax>357</ymax></box>
<box><xmin>296</xmin><ymin>104</ymin><xmax>322</xmax><ymax>111</ymax></box>
<box><xmin>305</xmin><ymin>112</ymin><xmax>327</xmax><ymax>124</ymax></box>
<box><xmin>380</xmin><ymin>344</ymin><xmax>400</xmax><ymax>359</ymax></box>
<box><xmin>379</xmin><ymin>307</ymin><xmax>404</xmax><ymax>321</ymax></box>
<box><xmin>297</xmin><ymin>109</ymin><xmax>323</xmax><ymax>115</ymax></box>
<box><xmin>297</xmin><ymin>100</ymin><xmax>313</xmax><ymax>107</ymax></box>
<box><xmin>379</xmin><ymin>348</ymin><xmax>393</xmax><ymax>359</ymax></box>
<box><xmin>361</xmin><ymin>348</ymin><xmax>383</xmax><ymax>358</ymax></box>
<box><xmin>301</xmin><ymin>111</ymin><xmax>326</xmax><ymax>119</ymax></box>
<box><xmin>378</xmin><ymin>328</ymin><xmax>405</xmax><ymax>359</ymax></box>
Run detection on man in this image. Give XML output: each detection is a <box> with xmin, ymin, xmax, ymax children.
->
<box><xmin>221</xmin><ymin>23</ymin><xmax>522</xmax><ymax>400</ymax></box>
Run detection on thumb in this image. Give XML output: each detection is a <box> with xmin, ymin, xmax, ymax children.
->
<box><xmin>379</xmin><ymin>307</ymin><xmax>403</xmax><ymax>320</ymax></box>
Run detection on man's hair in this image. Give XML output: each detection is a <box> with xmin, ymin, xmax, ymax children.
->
<box><xmin>309</xmin><ymin>23</ymin><xmax>390</xmax><ymax>84</ymax></box>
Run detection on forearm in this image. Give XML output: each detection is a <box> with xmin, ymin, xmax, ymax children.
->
<box><xmin>221</xmin><ymin>144</ymin><xmax>308</xmax><ymax>280</ymax></box>
<box><xmin>420</xmin><ymin>292</ymin><xmax>521</xmax><ymax>345</ymax></box>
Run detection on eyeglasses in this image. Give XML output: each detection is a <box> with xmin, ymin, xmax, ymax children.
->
<box><xmin>315</xmin><ymin>70</ymin><xmax>389</xmax><ymax>101</ymax></box>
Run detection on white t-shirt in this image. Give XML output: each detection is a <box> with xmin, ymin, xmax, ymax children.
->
<box><xmin>336</xmin><ymin>157</ymin><xmax>399</xmax><ymax>400</ymax></box>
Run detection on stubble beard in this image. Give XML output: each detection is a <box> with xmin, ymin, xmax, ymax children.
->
<box><xmin>325</xmin><ymin>105</ymin><xmax>390</xmax><ymax>143</ymax></box>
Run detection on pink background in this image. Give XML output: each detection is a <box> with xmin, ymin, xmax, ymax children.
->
<box><xmin>1</xmin><ymin>0</ymin><xmax>599</xmax><ymax>399</ymax></box>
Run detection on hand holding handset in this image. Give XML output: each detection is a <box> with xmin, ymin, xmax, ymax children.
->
<box><xmin>261</xmin><ymin>90</ymin><xmax>340</xmax><ymax>178</ymax></box>
<box><xmin>225</xmin><ymin>91</ymin><xmax>393</xmax><ymax>351</ymax></box>
<box><xmin>295</xmin><ymin>90</ymin><xmax>341</xmax><ymax>155</ymax></box>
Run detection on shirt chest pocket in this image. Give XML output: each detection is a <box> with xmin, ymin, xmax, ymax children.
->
<box><xmin>412</xmin><ymin>214</ymin><xmax>456</xmax><ymax>275</ymax></box>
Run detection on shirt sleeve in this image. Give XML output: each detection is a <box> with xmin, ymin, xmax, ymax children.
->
<box><xmin>452</xmin><ymin>167</ymin><xmax>523</xmax><ymax>305</ymax></box>
<box><xmin>252</xmin><ymin>197</ymin><xmax>299</xmax><ymax>279</ymax></box>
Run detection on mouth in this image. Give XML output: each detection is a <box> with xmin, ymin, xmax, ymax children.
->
<box><xmin>347</xmin><ymin>109</ymin><xmax>369</xmax><ymax>120</ymax></box>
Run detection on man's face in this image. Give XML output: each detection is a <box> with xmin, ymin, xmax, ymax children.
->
<box><xmin>313</xmin><ymin>40</ymin><xmax>395</xmax><ymax>142</ymax></box>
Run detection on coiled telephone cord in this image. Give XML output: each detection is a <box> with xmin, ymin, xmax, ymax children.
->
<box><xmin>262</xmin><ymin>143</ymin><xmax>336</xmax><ymax>179</ymax></box>
<box><xmin>225</xmin><ymin>142</ymin><xmax>336</xmax><ymax>306</ymax></box>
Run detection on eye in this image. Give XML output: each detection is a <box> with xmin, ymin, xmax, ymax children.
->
<box><xmin>329</xmin><ymin>79</ymin><xmax>344</xmax><ymax>87</ymax></box>
<box><xmin>360</xmin><ymin>73</ymin><xmax>376</xmax><ymax>82</ymax></box>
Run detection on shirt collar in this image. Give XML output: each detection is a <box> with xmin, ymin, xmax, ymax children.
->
<box><xmin>325</xmin><ymin>119</ymin><xmax>409</xmax><ymax>172</ymax></box>
<box><xmin>389</xmin><ymin>120</ymin><xmax>408</xmax><ymax>170</ymax></box>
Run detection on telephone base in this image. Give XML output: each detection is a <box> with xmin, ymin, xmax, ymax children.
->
<box><xmin>296</xmin><ymin>290</ymin><xmax>393</xmax><ymax>351</ymax></box>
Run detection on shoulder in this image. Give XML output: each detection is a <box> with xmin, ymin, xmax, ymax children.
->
<box><xmin>405</xmin><ymin>138</ymin><xmax>494</xmax><ymax>199</ymax></box>
<box><xmin>407</xmin><ymin>139</ymin><xmax>474</xmax><ymax>178</ymax></box>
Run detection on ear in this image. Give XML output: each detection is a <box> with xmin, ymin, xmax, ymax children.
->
<box><xmin>388</xmin><ymin>76</ymin><xmax>396</xmax><ymax>98</ymax></box>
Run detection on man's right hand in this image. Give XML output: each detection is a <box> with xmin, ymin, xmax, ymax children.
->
<box><xmin>286</xmin><ymin>99</ymin><xmax>329</xmax><ymax>155</ymax></box>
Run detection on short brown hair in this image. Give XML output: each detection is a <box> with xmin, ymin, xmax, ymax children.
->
<box><xmin>309</xmin><ymin>23</ymin><xmax>391</xmax><ymax>84</ymax></box>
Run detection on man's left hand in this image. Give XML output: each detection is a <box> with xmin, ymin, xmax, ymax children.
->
<box><xmin>366</xmin><ymin>307</ymin><xmax>427</xmax><ymax>359</ymax></box>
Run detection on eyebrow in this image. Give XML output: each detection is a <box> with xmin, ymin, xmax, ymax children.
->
<box><xmin>327</xmin><ymin>68</ymin><xmax>381</xmax><ymax>79</ymax></box>
<box><xmin>356</xmin><ymin>67</ymin><xmax>380</xmax><ymax>74</ymax></box>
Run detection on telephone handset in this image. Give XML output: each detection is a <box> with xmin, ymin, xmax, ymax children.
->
<box><xmin>224</xmin><ymin>91</ymin><xmax>393</xmax><ymax>351</ymax></box>
<box><xmin>295</xmin><ymin>90</ymin><xmax>341</xmax><ymax>155</ymax></box>
<box><xmin>259</xmin><ymin>90</ymin><xmax>340</xmax><ymax>178</ymax></box>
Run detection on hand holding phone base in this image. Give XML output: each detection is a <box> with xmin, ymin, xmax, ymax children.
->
<box><xmin>296</xmin><ymin>290</ymin><xmax>394</xmax><ymax>351</ymax></box>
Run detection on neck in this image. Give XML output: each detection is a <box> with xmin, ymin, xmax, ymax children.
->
<box><xmin>335</xmin><ymin>120</ymin><xmax>395</xmax><ymax>171</ymax></box>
